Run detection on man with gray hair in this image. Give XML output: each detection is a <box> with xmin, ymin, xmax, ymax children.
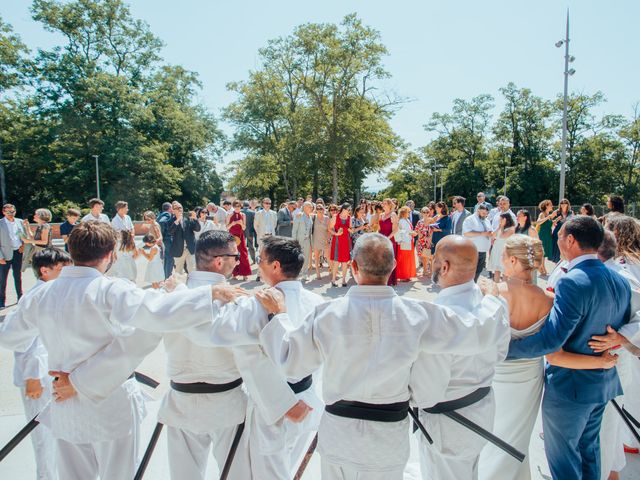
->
<box><xmin>292</xmin><ymin>201</ymin><xmax>315</xmax><ymax>279</ymax></box>
<box><xmin>254</xmin><ymin>233</ymin><xmax>509</xmax><ymax>479</ymax></box>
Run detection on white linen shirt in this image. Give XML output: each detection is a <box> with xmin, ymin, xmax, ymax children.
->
<box><xmin>81</xmin><ymin>212</ymin><xmax>110</xmax><ymax>223</ymax></box>
<box><xmin>462</xmin><ymin>214</ymin><xmax>492</xmax><ymax>253</ymax></box>
<box><xmin>258</xmin><ymin>285</ymin><xmax>509</xmax><ymax>472</ymax></box>
<box><xmin>111</xmin><ymin>214</ymin><xmax>134</xmax><ymax>232</ymax></box>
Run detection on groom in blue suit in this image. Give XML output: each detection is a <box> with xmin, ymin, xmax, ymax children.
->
<box><xmin>508</xmin><ymin>216</ymin><xmax>631</xmax><ymax>480</ymax></box>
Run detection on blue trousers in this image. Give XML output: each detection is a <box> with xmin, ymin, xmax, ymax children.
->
<box><xmin>542</xmin><ymin>393</ymin><xmax>606</xmax><ymax>480</ymax></box>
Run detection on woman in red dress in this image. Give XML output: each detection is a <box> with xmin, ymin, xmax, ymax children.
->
<box><xmin>378</xmin><ymin>198</ymin><xmax>399</xmax><ymax>286</ymax></box>
<box><xmin>329</xmin><ymin>203</ymin><xmax>352</xmax><ymax>287</ymax></box>
<box><xmin>227</xmin><ymin>200</ymin><xmax>252</xmax><ymax>280</ymax></box>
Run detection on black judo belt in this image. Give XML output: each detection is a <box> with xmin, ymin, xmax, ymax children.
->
<box><xmin>288</xmin><ymin>375</ymin><xmax>313</xmax><ymax>394</ymax></box>
<box><xmin>135</xmin><ymin>378</ymin><xmax>245</xmax><ymax>480</ymax></box>
<box><xmin>0</xmin><ymin>371</ymin><xmax>160</xmax><ymax>465</ymax></box>
<box><xmin>326</xmin><ymin>399</ymin><xmax>433</xmax><ymax>444</ymax></box>
<box><xmin>422</xmin><ymin>386</ymin><xmax>525</xmax><ymax>463</ymax></box>
<box><xmin>611</xmin><ymin>399</ymin><xmax>640</xmax><ymax>445</ymax></box>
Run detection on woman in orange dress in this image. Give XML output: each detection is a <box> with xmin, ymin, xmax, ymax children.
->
<box><xmin>395</xmin><ymin>206</ymin><xmax>417</xmax><ymax>281</ymax></box>
<box><xmin>329</xmin><ymin>203</ymin><xmax>352</xmax><ymax>287</ymax></box>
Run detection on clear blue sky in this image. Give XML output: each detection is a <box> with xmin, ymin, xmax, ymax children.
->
<box><xmin>4</xmin><ymin>1</ymin><xmax>639</xmax><ymax>189</ymax></box>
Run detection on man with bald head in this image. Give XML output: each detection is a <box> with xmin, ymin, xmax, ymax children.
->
<box><xmin>411</xmin><ymin>235</ymin><xmax>510</xmax><ymax>480</ymax></box>
<box><xmin>255</xmin><ymin>233</ymin><xmax>509</xmax><ymax>479</ymax></box>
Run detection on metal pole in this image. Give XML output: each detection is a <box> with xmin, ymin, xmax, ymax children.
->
<box><xmin>93</xmin><ymin>155</ymin><xmax>100</xmax><ymax>199</ymax></box>
<box><xmin>504</xmin><ymin>165</ymin><xmax>508</xmax><ymax>196</ymax></box>
<box><xmin>433</xmin><ymin>166</ymin><xmax>437</xmax><ymax>202</ymax></box>
<box><xmin>558</xmin><ymin>10</ymin><xmax>570</xmax><ymax>203</ymax></box>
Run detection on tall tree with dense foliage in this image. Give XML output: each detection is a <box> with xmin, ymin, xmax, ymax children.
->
<box><xmin>0</xmin><ymin>0</ymin><xmax>224</xmax><ymax>218</ymax></box>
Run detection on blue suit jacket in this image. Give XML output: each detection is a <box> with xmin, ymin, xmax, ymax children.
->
<box><xmin>508</xmin><ymin>259</ymin><xmax>631</xmax><ymax>404</ymax></box>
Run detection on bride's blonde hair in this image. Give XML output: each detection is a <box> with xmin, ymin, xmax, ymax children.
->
<box><xmin>504</xmin><ymin>234</ymin><xmax>544</xmax><ymax>271</ymax></box>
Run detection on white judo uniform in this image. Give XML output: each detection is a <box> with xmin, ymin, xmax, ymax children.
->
<box><xmin>0</xmin><ymin>265</ymin><xmax>218</xmax><ymax>480</ymax></box>
<box><xmin>11</xmin><ymin>279</ymin><xmax>57</xmax><ymax>480</ymax></box>
<box><xmin>245</xmin><ymin>280</ymin><xmax>324</xmax><ymax>479</ymax></box>
<box><xmin>257</xmin><ymin>285</ymin><xmax>509</xmax><ymax>480</ymax></box>
<box><xmin>159</xmin><ymin>271</ymin><xmax>298</xmax><ymax>479</ymax></box>
<box><xmin>412</xmin><ymin>281</ymin><xmax>510</xmax><ymax>480</ymax></box>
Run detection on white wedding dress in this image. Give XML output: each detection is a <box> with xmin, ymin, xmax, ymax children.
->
<box><xmin>478</xmin><ymin>316</ymin><xmax>546</xmax><ymax>480</ymax></box>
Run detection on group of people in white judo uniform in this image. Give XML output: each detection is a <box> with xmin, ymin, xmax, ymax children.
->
<box><xmin>0</xmin><ymin>214</ymin><xmax>639</xmax><ymax>480</ymax></box>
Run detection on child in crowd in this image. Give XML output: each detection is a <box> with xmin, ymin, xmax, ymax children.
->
<box><xmin>59</xmin><ymin>208</ymin><xmax>80</xmax><ymax>252</ymax></box>
<box><xmin>138</xmin><ymin>233</ymin><xmax>164</xmax><ymax>288</ymax></box>
<box><xmin>14</xmin><ymin>247</ymin><xmax>72</xmax><ymax>479</ymax></box>
<box><xmin>108</xmin><ymin>230</ymin><xmax>138</xmax><ymax>282</ymax></box>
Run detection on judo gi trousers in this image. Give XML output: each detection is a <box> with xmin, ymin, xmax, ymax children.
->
<box><xmin>418</xmin><ymin>392</ymin><xmax>494</xmax><ymax>480</ymax></box>
<box><xmin>167</xmin><ymin>425</ymin><xmax>250</xmax><ymax>479</ymax></box>
<box><xmin>21</xmin><ymin>383</ymin><xmax>56</xmax><ymax>480</ymax></box>
<box><xmin>55</xmin><ymin>432</ymin><xmax>138</xmax><ymax>480</ymax></box>
<box><xmin>542</xmin><ymin>393</ymin><xmax>606</xmax><ymax>480</ymax></box>
<box><xmin>321</xmin><ymin>460</ymin><xmax>403</xmax><ymax>480</ymax></box>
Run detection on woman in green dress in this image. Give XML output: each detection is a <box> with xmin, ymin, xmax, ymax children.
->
<box><xmin>536</xmin><ymin>199</ymin><xmax>556</xmax><ymax>275</ymax></box>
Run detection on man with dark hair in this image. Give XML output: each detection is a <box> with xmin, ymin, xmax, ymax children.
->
<box><xmin>157</xmin><ymin>202</ymin><xmax>174</xmax><ymax>279</ymax></box>
<box><xmin>81</xmin><ymin>198</ymin><xmax>109</xmax><ymax>223</ymax></box>
<box><xmin>0</xmin><ymin>221</ymin><xmax>239</xmax><ymax>479</ymax></box>
<box><xmin>276</xmin><ymin>201</ymin><xmax>296</xmax><ymax>237</ymax></box>
<box><xmin>254</xmin><ymin>233</ymin><xmax>509</xmax><ymax>479</ymax></box>
<box><xmin>231</xmin><ymin>234</ymin><xmax>324</xmax><ymax>477</ymax></box>
<box><xmin>451</xmin><ymin>196</ymin><xmax>471</xmax><ymax>235</ymax></box>
<box><xmin>462</xmin><ymin>205</ymin><xmax>492</xmax><ymax>282</ymax></box>
<box><xmin>111</xmin><ymin>200</ymin><xmax>134</xmax><ymax>233</ymax></box>
<box><xmin>12</xmin><ymin>247</ymin><xmax>72</xmax><ymax>479</ymax></box>
<box><xmin>508</xmin><ymin>215</ymin><xmax>631</xmax><ymax>480</ymax></box>
<box><xmin>169</xmin><ymin>202</ymin><xmax>201</xmax><ymax>274</ymax></box>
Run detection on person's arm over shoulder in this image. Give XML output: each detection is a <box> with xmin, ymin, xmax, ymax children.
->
<box><xmin>508</xmin><ymin>276</ymin><xmax>584</xmax><ymax>359</ymax></box>
<box><xmin>104</xmin><ymin>279</ymin><xmax>215</xmax><ymax>332</ymax></box>
<box><xmin>418</xmin><ymin>296</ymin><xmax>510</xmax><ymax>355</ymax></box>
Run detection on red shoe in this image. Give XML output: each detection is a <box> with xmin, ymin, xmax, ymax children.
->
<box><xmin>624</xmin><ymin>444</ymin><xmax>639</xmax><ymax>454</ymax></box>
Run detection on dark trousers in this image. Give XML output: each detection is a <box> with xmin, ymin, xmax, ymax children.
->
<box><xmin>542</xmin><ymin>393</ymin><xmax>606</xmax><ymax>480</ymax></box>
<box><xmin>163</xmin><ymin>242</ymin><xmax>174</xmax><ymax>279</ymax></box>
<box><xmin>474</xmin><ymin>252</ymin><xmax>486</xmax><ymax>282</ymax></box>
<box><xmin>246</xmin><ymin>233</ymin><xmax>257</xmax><ymax>263</ymax></box>
<box><xmin>0</xmin><ymin>249</ymin><xmax>23</xmax><ymax>307</ymax></box>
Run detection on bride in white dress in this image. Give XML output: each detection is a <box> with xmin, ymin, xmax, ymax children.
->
<box><xmin>478</xmin><ymin>235</ymin><xmax>618</xmax><ymax>480</ymax></box>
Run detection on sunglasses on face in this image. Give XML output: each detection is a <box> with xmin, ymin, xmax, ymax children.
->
<box><xmin>215</xmin><ymin>252</ymin><xmax>241</xmax><ymax>262</ymax></box>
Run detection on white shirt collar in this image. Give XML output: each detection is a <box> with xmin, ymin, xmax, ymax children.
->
<box><xmin>436</xmin><ymin>280</ymin><xmax>476</xmax><ymax>300</ymax></box>
<box><xmin>275</xmin><ymin>280</ymin><xmax>302</xmax><ymax>291</ymax></box>
<box><xmin>567</xmin><ymin>253</ymin><xmax>598</xmax><ymax>271</ymax></box>
<box><xmin>59</xmin><ymin>265</ymin><xmax>103</xmax><ymax>278</ymax></box>
<box><xmin>187</xmin><ymin>270</ymin><xmax>226</xmax><ymax>288</ymax></box>
<box><xmin>345</xmin><ymin>285</ymin><xmax>397</xmax><ymax>297</ymax></box>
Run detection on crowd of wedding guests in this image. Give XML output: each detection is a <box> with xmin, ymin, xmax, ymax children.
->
<box><xmin>0</xmin><ymin>192</ymin><xmax>632</xmax><ymax>304</ymax></box>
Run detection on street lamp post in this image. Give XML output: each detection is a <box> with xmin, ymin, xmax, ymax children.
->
<box><xmin>433</xmin><ymin>164</ymin><xmax>437</xmax><ymax>202</ymax></box>
<box><xmin>93</xmin><ymin>155</ymin><xmax>101</xmax><ymax>199</ymax></box>
<box><xmin>556</xmin><ymin>10</ymin><xmax>575</xmax><ymax>203</ymax></box>
<box><xmin>504</xmin><ymin>164</ymin><xmax>509</xmax><ymax>197</ymax></box>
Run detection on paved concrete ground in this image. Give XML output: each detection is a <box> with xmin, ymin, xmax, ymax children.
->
<box><xmin>0</xmin><ymin>258</ymin><xmax>638</xmax><ymax>479</ymax></box>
